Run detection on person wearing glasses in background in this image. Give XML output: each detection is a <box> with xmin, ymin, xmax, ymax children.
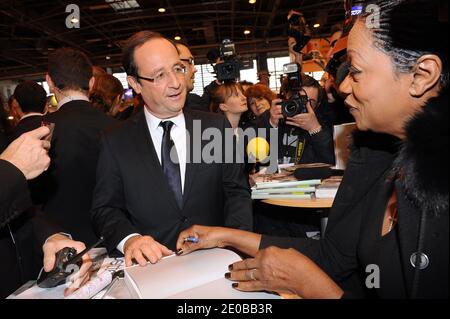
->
<box><xmin>176</xmin><ymin>43</ymin><xmax>209</xmax><ymax>112</ymax></box>
<box><xmin>91</xmin><ymin>31</ymin><xmax>253</xmax><ymax>267</ymax></box>
<box><xmin>269</xmin><ymin>74</ymin><xmax>335</xmax><ymax>166</ymax></box>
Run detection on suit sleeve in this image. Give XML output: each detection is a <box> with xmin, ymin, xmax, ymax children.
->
<box><xmin>220</xmin><ymin>118</ymin><xmax>253</xmax><ymax>231</ymax></box>
<box><xmin>0</xmin><ymin>159</ymin><xmax>32</xmax><ymax>229</ymax></box>
<box><xmin>91</xmin><ymin>135</ymin><xmax>140</xmax><ymax>253</ymax></box>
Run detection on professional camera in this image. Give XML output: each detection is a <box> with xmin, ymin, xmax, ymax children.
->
<box><xmin>280</xmin><ymin>62</ymin><xmax>309</xmax><ymax>118</ymax></box>
<box><xmin>207</xmin><ymin>39</ymin><xmax>253</xmax><ymax>82</ymax></box>
<box><xmin>287</xmin><ymin>10</ymin><xmax>311</xmax><ymax>53</ymax></box>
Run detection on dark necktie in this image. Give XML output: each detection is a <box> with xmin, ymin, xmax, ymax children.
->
<box><xmin>159</xmin><ymin>121</ymin><xmax>183</xmax><ymax>209</ymax></box>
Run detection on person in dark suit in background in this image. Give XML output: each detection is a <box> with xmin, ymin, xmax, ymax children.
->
<box><xmin>8</xmin><ymin>81</ymin><xmax>47</xmax><ymax>142</ymax></box>
<box><xmin>39</xmin><ymin>48</ymin><xmax>116</xmax><ymax>246</ymax></box>
<box><xmin>91</xmin><ymin>31</ymin><xmax>252</xmax><ymax>267</ymax></box>
<box><xmin>0</xmin><ymin>126</ymin><xmax>91</xmax><ymax>298</ymax></box>
<box><xmin>8</xmin><ymin>81</ymin><xmax>48</xmax><ymax>205</ymax></box>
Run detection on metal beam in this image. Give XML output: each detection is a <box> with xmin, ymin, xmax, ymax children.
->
<box><xmin>2</xmin><ymin>6</ymin><xmax>90</xmax><ymax>54</ymax></box>
<box><xmin>263</xmin><ymin>0</ymin><xmax>282</xmax><ymax>40</ymax></box>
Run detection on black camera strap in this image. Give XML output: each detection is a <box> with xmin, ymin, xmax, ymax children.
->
<box><xmin>280</xmin><ymin>126</ymin><xmax>306</xmax><ymax>164</ymax></box>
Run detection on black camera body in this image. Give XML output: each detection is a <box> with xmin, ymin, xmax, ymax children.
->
<box><xmin>37</xmin><ymin>247</ymin><xmax>82</xmax><ymax>288</ymax></box>
<box><xmin>213</xmin><ymin>39</ymin><xmax>241</xmax><ymax>82</ymax></box>
<box><xmin>281</xmin><ymin>96</ymin><xmax>309</xmax><ymax>118</ymax></box>
<box><xmin>215</xmin><ymin>60</ymin><xmax>241</xmax><ymax>82</ymax></box>
<box><xmin>209</xmin><ymin>39</ymin><xmax>253</xmax><ymax>82</ymax></box>
<box><xmin>280</xmin><ymin>62</ymin><xmax>308</xmax><ymax>118</ymax></box>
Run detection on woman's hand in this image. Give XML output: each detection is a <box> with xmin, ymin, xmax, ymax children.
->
<box><xmin>226</xmin><ymin>246</ymin><xmax>343</xmax><ymax>299</ymax></box>
<box><xmin>176</xmin><ymin>225</ymin><xmax>231</xmax><ymax>255</ymax></box>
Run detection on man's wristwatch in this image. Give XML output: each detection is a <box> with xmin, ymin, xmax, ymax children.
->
<box><xmin>308</xmin><ymin>126</ymin><xmax>322</xmax><ymax>136</ymax></box>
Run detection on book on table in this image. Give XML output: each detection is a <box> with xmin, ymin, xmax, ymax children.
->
<box><xmin>124</xmin><ymin>248</ymin><xmax>280</xmax><ymax>299</ymax></box>
<box><xmin>315</xmin><ymin>176</ymin><xmax>342</xmax><ymax>199</ymax></box>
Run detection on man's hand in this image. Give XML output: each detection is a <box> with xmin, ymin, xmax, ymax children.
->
<box><xmin>124</xmin><ymin>235</ymin><xmax>173</xmax><ymax>267</ymax></box>
<box><xmin>269</xmin><ymin>98</ymin><xmax>283</xmax><ymax>128</ymax></box>
<box><xmin>227</xmin><ymin>246</ymin><xmax>343</xmax><ymax>299</ymax></box>
<box><xmin>0</xmin><ymin>126</ymin><xmax>51</xmax><ymax>180</ymax></box>
<box><xmin>285</xmin><ymin>102</ymin><xmax>321</xmax><ymax>133</ymax></box>
<box><xmin>42</xmin><ymin>233</ymin><xmax>92</xmax><ymax>297</ymax></box>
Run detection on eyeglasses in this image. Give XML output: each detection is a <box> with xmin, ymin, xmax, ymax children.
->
<box><xmin>136</xmin><ymin>64</ymin><xmax>187</xmax><ymax>85</ymax></box>
<box><xmin>180</xmin><ymin>58</ymin><xmax>195</xmax><ymax>66</ymax></box>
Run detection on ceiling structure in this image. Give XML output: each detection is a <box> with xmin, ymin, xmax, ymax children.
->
<box><xmin>0</xmin><ymin>0</ymin><xmax>345</xmax><ymax>81</ymax></box>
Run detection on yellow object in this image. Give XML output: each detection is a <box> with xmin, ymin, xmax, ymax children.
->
<box><xmin>49</xmin><ymin>95</ymin><xmax>58</xmax><ymax>107</ymax></box>
<box><xmin>246</xmin><ymin>137</ymin><xmax>269</xmax><ymax>162</ymax></box>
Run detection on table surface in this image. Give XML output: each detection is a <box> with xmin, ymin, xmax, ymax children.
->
<box><xmin>261</xmin><ymin>197</ymin><xmax>334</xmax><ymax>208</ymax></box>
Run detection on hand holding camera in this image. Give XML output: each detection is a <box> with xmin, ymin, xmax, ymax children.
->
<box><xmin>284</xmin><ymin>102</ymin><xmax>321</xmax><ymax>134</ymax></box>
<box><xmin>39</xmin><ymin>234</ymin><xmax>99</xmax><ymax>296</ymax></box>
<box><xmin>269</xmin><ymin>98</ymin><xmax>283</xmax><ymax>128</ymax></box>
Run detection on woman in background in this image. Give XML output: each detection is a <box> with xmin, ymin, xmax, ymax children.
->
<box><xmin>244</xmin><ymin>83</ymin><xmax>276</xmax><ymax>120</ymax></box>
<box><xmin>209</xmin><ymin>82</ymin><xmax>248</xmax><ymax>132</ymax></box>
<box><xmin>89</xmin><ymin>73</ymin><xmax>123</xmax><ymax>117</ymax></box>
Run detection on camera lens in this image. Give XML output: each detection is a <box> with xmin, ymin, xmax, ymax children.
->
<box><xmin>283</xmin><ymin>101</ymin><xmax>298</xmax><ymax>117</ymax></box>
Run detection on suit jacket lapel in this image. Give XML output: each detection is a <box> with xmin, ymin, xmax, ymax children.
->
<box><xmin>132</xmin><ymin>110</ymin><xmax>181</xmax><ymax>212</ymax></box>
<box><xmin>182</xmin><ymin>110</ymin><xmax>198</xmax><ymax>206</ymax></box>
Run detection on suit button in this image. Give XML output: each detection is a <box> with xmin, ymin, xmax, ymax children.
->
<box><xmin>410</xmin><ymin>252</ymin><xmax>429</xmax><ymax>270</ymax></box>
<box><xmin>181</xmin><ymin>216</ymin><xmax>188</xmax><ymax>222</ymax></box>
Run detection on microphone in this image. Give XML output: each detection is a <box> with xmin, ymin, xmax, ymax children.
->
<box><xmin>294</xmin><ymin>167</ymin><xmax>333</xmax><ymax>180</ymax></box>
<box><xmin>246</xmin><ymin>137</ymin><xmax>270</xmax><ymax>162</ymax></box>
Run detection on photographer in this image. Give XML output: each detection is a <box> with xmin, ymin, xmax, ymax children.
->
<box><xmin>268</xmin><ymin>73</ymin><xmax>335</xmax><ymax>165</ymax></box>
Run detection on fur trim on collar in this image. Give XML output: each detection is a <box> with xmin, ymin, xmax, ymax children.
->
<box><xmin>394</xmin><ymin>90</ymin><xmax>449</xmax><ymax>216</ymax></box>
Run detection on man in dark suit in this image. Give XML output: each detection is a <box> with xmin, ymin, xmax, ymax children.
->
<box><xmin>0</xmin><ymin>127</ymin><xmax>91</xmax><ymax>298</ymax></box>
<box><xmin>91</xmin><ymin>31</ymin><xmax>252</xmax><ymax>267</ymax></box>
<box><xmin>39</xmin><ymin>48</ymin><xmax>116</xmax><ymax>246</ymax></box>
<box><xmin>8</xmin><ymin>81</ymin><xmax>49</xmax><ymax>205</ymax></box>
<box><xmin>9</xmin><ymin>81</ymin><xmax>47</xmax><ymax>142</ymax></box>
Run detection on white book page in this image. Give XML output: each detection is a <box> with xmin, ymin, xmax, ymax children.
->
<box><xmin>124</xmin><ymin>248</ymin><xmax>241</xmax><ymax>299</ymax></box>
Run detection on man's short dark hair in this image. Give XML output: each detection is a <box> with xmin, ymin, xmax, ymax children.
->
<box><xmin>48</xmin><ymin>47</ymin><xmax>93</xmax><ymax>92</ymax></box>
<box><xmin>13</xmin><ymin>81</ymin><xmax>47</xmax><ymax>113</ymax></box>
<box><xmin>122</xmin><ymin>31</ymin><xmax>176</xmax><ymax>79</ymax></box>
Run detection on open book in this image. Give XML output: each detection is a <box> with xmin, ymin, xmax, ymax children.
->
<box><xmin>124</xmin><ymin>248</ymin><xmax>280</xmax><ymax>299</ymax></box>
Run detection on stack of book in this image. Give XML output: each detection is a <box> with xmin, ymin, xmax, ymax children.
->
<box><xmin>250</xmin><ymin>163</ymin><xmax>343</xmax><ymax>200</ymax></box>
<box><xmin>315</xmin><ymin>176</ymin><xmax>343</xmax><ymax>199</ymax></box>
<box><xmin>251</xmin><ymin>179</ymin><xmax>321</xmax><ymax>200</ymax></box>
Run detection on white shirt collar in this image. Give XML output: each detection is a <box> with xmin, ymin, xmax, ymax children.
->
<box><xmin>57</xmin><ymin>94</ymin><xmax>90</xmax><ymax>109</ymax></box>
<box><xmin>20</xmin><ymin>112</ymin><xmax>45</xmax><ymax>121</ymax></box>
<box><xmin>144</xmin><ymin>106</ymin><xmax>185</xmax><ymax>132</ymax></box>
